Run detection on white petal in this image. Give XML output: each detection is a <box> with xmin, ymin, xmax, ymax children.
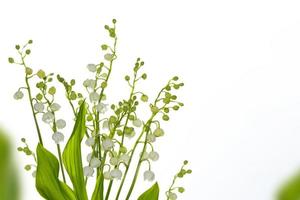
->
<box><xmin>146</xmin><ymin>134</ymin><xmax>156</xmax><ymax>143</ymax></box>
<box><xmin>13</xmin><ymin>91</ymin><xmax>24</xmax><ymax>100</ymax></box>
<box><xmin>87</xmin><ymin>64</ymin><xmax>97</xmax><ymax>72</ymax></box>
<box><xmin>109</xmin><ymin>157</ymin><xmax>119</xmax><ymax>166</ymax></box>
<box><xmin>169</xmin><ymin>192</ymin><xmax>177</xmax><ymax>200</ymax></box>
<box><xmin>110</xmin><ymin>169</ymin><xmax>122</xmax><ymax>179</ymax></box>
<box><xmin>102</xmin><ymin>139</ymin><xmax>114</xmax><ymax>151</ymax></box>
<box><xmin>50</xmin><ymin>103</ymin><xmax>61</xmax><ymax>112</ymax></box>
<box><xmin>90</xmin><ymin>158</ymin><xmax>101</xmax><ymax>168</ymax></box>
<box><xmin>144</xmin><ymin>170</ymin><xmax>155</xmax><ymax>181</ymax></box>
<box><xmin>104</xmin><ymin>53</ymin><xmax>114</xmax><ymax>61</ymax></box>
<box><xmin>149</xmin><ymin>151</ymin><xmax>159</xmax><ymax>161</ymax></box>
<box><xmin>87</xmin><ymin>153</ymin><xmax>93</xmax><ymax>162</ymax></box>
<box><xmin>42</xmin><ymin>112</ymin><xmax>55</xmax><ymax>123</ymax></box>
<box><xmin>34</xmin><ymin>102</ymin><xmax>44</xmax><ymax>112</ymax></box>
<box><xmin>52</xmin><ymin>132</ymin><xmax>64</xmax><ymax>144</ymax></box>
<box><xmin>133</xmin><ymin>119</ymin><xmax>142</xmax><ymax>127</ymax></box>
<box><xmin>56</xmin><ymin>119</ymin><xmax>66</xmax><ymax>129</ymax></box>
<box><xmin>103</xmin><ymin>171</ymin><xmax>112</xmax><ymax>180</ymax></box>
<box><xmin>85</xmin><ymin>137</ymin><xmax>95</xmax><ymax>146</ymax></box>
<box><xmin>89</xmin><ymin>92</ymin><xmax>100</xmax><ymax>102</ymax></box>
<box><xmin>83</xmin><ymin>166</ymin><xmax>94</xmax><ymax>177</ymax></box>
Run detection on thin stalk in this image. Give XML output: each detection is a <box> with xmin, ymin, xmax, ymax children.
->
<box><xmin>115</xmin><ymin>115</ymin><xmax>155</xmax><ymax>200</ymax></box>
<box><xmin>105</xmin><ymin>70</ymin><xmax>137</xmax><ymax>200</ymax></box>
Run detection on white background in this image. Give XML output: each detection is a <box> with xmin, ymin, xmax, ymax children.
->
<box><xmin>1</xmin><ymin>0</ymin><xmax>300</xmax><ymax>199</ymax></box>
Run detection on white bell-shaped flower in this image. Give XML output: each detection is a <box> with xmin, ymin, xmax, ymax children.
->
<box><xmin>13</xmin><ymin>91</ymin><xmax>24</xmax><ymax>100</ymax></box>
<box><xmin>153</xmin><ymin>128</ymin><xmax>164</xmax><ymax>137</ymax></box>
<box><xmin>104</xmin><ymin>53</ymin><xmax>114</xmax><ymax>61</ymax></box>
<box><xmin>103</xmin><ymin>171</ymin><xmax>112</xmax><ymax>180</ymax></box>
<box><xmin>89</xmin><ymin>92</ymin><xmax>100</xmax><ymax>102</ymax></box>
<box><xmin>141</xmin><ymin>152</ymin><xmax>149</xmax><ymax>160</ymax></box>
<box><xmin>50</xmin><ymin>103</ymin><xmax>61</xmax><ymax>112</ymax></box>
<box><xmin>52</xmin><ymin>132</ymin><xmax>64</xmax><ymax>144</ymax></box>
<box><xmin>168</xmin><ymin>192</ymin><xmax>177</xmax><ymax>200</ymax></box>
<box><xmin>85</xmin><ymin>137</ymin><xmax>95</xmax><ymax>147</ymax></box>
<box><xmin>90</xmin><ymin>157</ymin><xmax>101</xmax><ymax>168</ymax></box>
<box><xmin>149</xmin><ymin>151</ymin><xmax>159</xmax><ymax>161</ymax></box>
<box><xmin>83</xmin><ymin>79</ymin><xmax>96</xmax><ymax>89</ymax></box>
<box><xmin>86</xmin><ymin>153</ymin><xmax>93</xmax><ymax>162</ymax></box>
<box><xmin>56</xmin><ymin>119</ymin><xmax>66</xmax><ymax>129</ymax></box>
<box><xmin>133</xmin><ymin>119</ymin><xmax>142</xmax><ymax>127</ymax></box>
<box><xmin>144</xmin><ymin>170</ymin><xmax>155</xmax><ymax>181</ymax></box>
<box><xmin>83</xmin><ymin>166</ymin><xmax>94</xmax><ymax>177</ymax></box>
<box><xmin>102</xmin><ymin>120</ymin><xmax>109</xmax><ymax>130</ymax></box>
<box><xmin>110</xmin><ymin>169</ymin><xmax>122</xmax><ymax>180</ymax></box>
<box><xmin>87</xmin><ymin>64</ymin><xmax>97</xmax><ymax>72</ymax></box>
<box><xmin>102</xmin><ymin>138</ymin><xmax>114</xmax><ymax>151</ymax></box>
<box><xmin>146</xmin><ymin>134</ymin><xmax>156</xmax><ymax>143</ymax></box>
<box><xmin>119</xmin><ymin>154</ymin><xmax>130</xmax><ymax>165</ymax></box>
<box><xmin>109</xmin><ymin>157</ymin><xmax>119</xmax><ymax>166</ymax></box>
<box><xmin>96</xmin><ymin>103</ymin><xmax>108</xmax><ymax>113</ymax></box>
<box><xmin>42</xmin><ymin>112</ymin><xmax>55</xmax><ymax>123</ymax></box>
<box><xmin>34</xmin><ymin>102</ymin><xmax>44</xmax><ymax>113</ymax></box>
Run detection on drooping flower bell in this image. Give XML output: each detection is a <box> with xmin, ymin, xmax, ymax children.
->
<box><xmin>143</xmin><ymin>170</ymin><xmax>155</xmax><ymax>181</ymax></box>
<box><xmin>13</xmin><ymin>91</ymin><xmax>24</xmax><ymax>100</ymax></box>
<box><xmin>52</xmin><ymin>132</ymin><xmax>64</xmax><ymax>144</ymax></box>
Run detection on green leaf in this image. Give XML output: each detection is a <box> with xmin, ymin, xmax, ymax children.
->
<box><xmin>137</xmin><ymin>182</ymin><xmax>160</xmax><ymax>200</ymax></box>
<box><xmin>63</xmin><ymin>102</ymin><xmax>88</xmax><ymax>200</ymax></box>
<box><xmin>278</xmin><ymin>171</ymin><xmax>300</xmax><ymax>200</ymax></box>
<box><xmin>35</xmin><ymin>143</ymin><xmax>76</xmax><ymax>200</ymax></box>
<box><xmin>0</xmin><ymin>131</ymin><xmax>19</xmax><ymax>200</ymax></box>
<box><xmin>91</xmin><ymin>173</ymin><xmax>104</xmax><ymax>200</ymax></box>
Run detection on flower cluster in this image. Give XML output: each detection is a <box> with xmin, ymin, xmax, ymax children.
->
<box><xmin>10</xmin><ymin>19</ymin><xmax>191</xmax><ymax>200</ymax></box>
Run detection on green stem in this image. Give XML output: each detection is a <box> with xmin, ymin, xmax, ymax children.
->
<box><xmin>25</xmin><ymin>76</ymin><xmax>44</xmax><ymax>145</ymax></box>
<box><xmin>115</xmin><ymin>115</ymin><xmax>155</xmax><ymax>200</ymax></box>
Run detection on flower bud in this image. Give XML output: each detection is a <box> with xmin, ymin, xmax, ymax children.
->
<box><xmin>33</xmin><ymin>102</ymin><xmax>44</xmax><ymax>113</ymax></box>
<box><xmin>87</xmin><ymin>64</ymin><xmax>97</xmax><ymax>72</ymax></box>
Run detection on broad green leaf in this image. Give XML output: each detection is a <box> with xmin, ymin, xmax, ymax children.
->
<box><xmin>137</xmin><ymin>182</ymin><xmax>160</xmax><ymax>200</ymax></box>
<box><xmin>63</xmin><ymin>102</ymin><xmax>88</xmax><ymax>200</ymax></box>
<box><xmin>278</xmin><ymin>171</ymin><xmax>300</xmax><ymax>200</ymax></box>
<box><xmin>35</xmin><ymin>143</ymin><xmax>76</xmax><ymax>200</ymax></box>
<box><xmin>0</xmin><ymin>131</ymin><xmax>19</xmax><ymax>200</ymax></box>
<box><xmin>91</xmin><ymin>173</ymin><xmax>104</xmax><ymax>200</ymax></box>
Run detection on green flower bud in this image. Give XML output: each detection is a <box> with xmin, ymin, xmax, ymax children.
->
<box><xmin>25</xmin><ymin>67</ymin><xmax>33</xmax><ymax>75</ymax></box>
<box><xmin>8</xmin><ymin>57</ymin><xmax>14</xmax><ymax>63</ymax></box>
<box><xmin>141</xmin><ymin>94</ymin><xmax>148</xmax><ymax>102</ymax></box>
<box><xmin>173</xmin><ymin>105</ymin><xmax>180</xmax><ymax>111</ymax></box>
<box><xmin>184</xmin><ymin>160</ymin><xmax>188</xmax><ymax>165</ymax></box>
<box><xmin>70</xmin><ymin>91</ymin><xmax>77</xmax><ymax>100</ymax></box>
<box><xmin>151</xmin><ymin>105</ymin><xmax>159</xmax><ymax>114</ymax></box>
<box><xmin>112</xmin><ymin>19</ymin><xmax>117</xmax><ymax>24</ymax></box>
<box><xmin>87</xmin><ymin>114</ymin><xmax>93</xmax><ymax>121</ymax></box>
<box><xmin>28</xmin><ymin>39</ymin><xmax>33</xmax><ymax>44</ymax></box>
<box><xmin>21</xmin><ymin>138</ymin><xmax>26</xmax><ymax>142</ymax></box>
<box><xmin>187</xmin><ymin>169</ymin><xmax>192</xmax><ymax>174</ymax></box>
<box><xmin>17</xmin><ymin>147</ymin><xmax>23</xmax><ymax>151</ymax></box>
<box><xmin>162</xmin><ymin>114</ymin><xmax>169</xmax><ymax>121</ymax></box>
<box><xmin>48</xmin><ymin>87</ymin><xmax>56</xmax><ymax>95</ymax></box>
<box><xmin>173</xmin><ymin>76</ymin><xmax>179</xmax><ymax>81</ymax></box>
<box><xmin>36</xmin><ymin>93</ymin><xmax>43</xmax><ymax>100</ymax></box>
<box><xmin>70</xmin><ymin>79</ymin><xmax>76</xmax><ymax>86</ymax></box>
<box><xmin>141</xmin><ymin>73</ymin><xmax>147</xmax><ymax>80</ymax></box>
<box><xmin>101</xmin><ymin>44</ymin><xmax>108</xmax><ymax>50</ymax></box>
<box><xmin>101</xmin><ymin>81</ymin><xmax>107</xmax><ymax>88</ymax></box>
<box><xmin>178</xmin><ymin>187</ymin><xmax>185</xmax><ymax>193</ymax></box>
<box><xmin>15</xmin><ymin>45</ymin><xmax>20</xmax><ymax>50</ymax></box>
<box><xmin>125</xmin><ymin>75</ymin><xmax>130</xmax><ymax>81</ymax></box>
<box><xmin>37</xmin><ymin>70</ymin><xmax>46</xmax><ymax>79</ymax></box>
<box><xmin>24</xmin><ymin>165</ymin><xmax>31</xmax><ymax>171</ymax></box>
<box><xmin>120</xmin><ymin>146</ymin><xmax>127</xmax><ymax>153</ymax></box>
<box><xmin>25</xmin><ymin>49</ymin><xmax>31</xmax><ymax>55</ymax></box>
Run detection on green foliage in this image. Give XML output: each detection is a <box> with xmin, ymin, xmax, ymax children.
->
<box><xmin>0</xmin><ymin>130</ymin><xmax>19</xmax><ymax>200</ymax></box>
<box><xmin>62</xmin><ymin>102</ymin><xmax>88</xmax><ymax>200</ymax></box>
<box><xmin>138</xmin><ymin>182</ymin><xmax>160</xmax><ymax>200</ymax></box>
<box><xmin>35</xmin><ymin>143</ymin><xmax>76</xmax><ymax>200</ymax></box>
<box><xmin>277</xmin><ymin>171</ymin><xmax>300</xmax><ymax>200</ymax></box>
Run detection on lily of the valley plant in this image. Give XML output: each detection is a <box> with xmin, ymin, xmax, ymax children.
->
<box><xmin>9</xmin><ymin>19</ymin><xmax>191</xmax><ymax>200</ymax></box>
